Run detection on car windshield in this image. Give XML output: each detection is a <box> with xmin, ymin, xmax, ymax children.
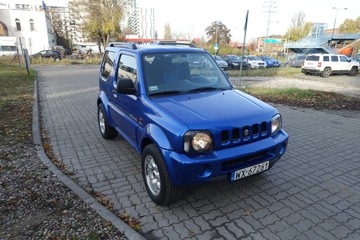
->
<box><xmin>248</xmin><ymin>56</ymin><xmax>261</xmax><ymax>61</ymax></box>
<box><xmin>213</xmin><ymin>55</ymin><xmax>223</xmax><ymax>61</ymax></box>
<box><xmin>227</xmin><ymin>55</ymin><xmax>240</xmax><ymax>60</ymax></box>
<box><xmin>143</xmin><ymin>52</ymin><xmax>232</xmax><ymax>97</ymax></box>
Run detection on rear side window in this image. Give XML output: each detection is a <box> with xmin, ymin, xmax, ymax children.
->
<box><xmin>306</xmin><ymin>55</ymin><xmax>319</xmax><ymax>61</ymax></box>
<box><xmin>331</xmin><ymin>56</ymin><xmax>338</xmax><ymax>62</ymax></box>
<box><xmin>323</xmin><ymin>56</ymin><xmax>329</xmax><ymax>62</ymax></box>
<box><xmin>100</xmin><ymin>51</ymin><xmax>116</xmax><ymax>80</ymax></box>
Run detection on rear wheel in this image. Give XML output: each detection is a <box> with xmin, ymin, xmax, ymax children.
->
<box><xmin>97</xmin><ymin>103</ymin><xmax>117</xmax><ymax>139</ymax></box>
<box><xmin>142</xmin><ymin>144</ymin><xmax>182</xmax><ymax>205</ymax></box>
<box><xmin>348</xmin><ymin>67</ymin><xmax>358</xmax><ymax>76</ymax></box>
<box><xmin>321</xmin><ymin>67</ymin><xmax>331</xmax><ymax>77</ymax></box>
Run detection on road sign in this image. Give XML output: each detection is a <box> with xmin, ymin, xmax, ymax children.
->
<box><xmin>264</xmin><ymin>38</ymin><xmax>282</xmax><ymax>43</ymax></box>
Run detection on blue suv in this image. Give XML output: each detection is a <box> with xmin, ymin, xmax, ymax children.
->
<box><xmin>97</xmin><ymin>42</ymin><xmax>288</xmax><ymax>205</ymax></box>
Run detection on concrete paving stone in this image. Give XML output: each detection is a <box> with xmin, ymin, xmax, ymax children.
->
<box><xmin>251</xmin><ymin>207</ymin><xmax>271</xmax><ymax>219</ymax></box>
<box><xmin>319</xmin><ymin>217</ymin><xmax>341</xmax><ymax>232</ymax></box>
<box><xmin>216</xmin><ymin>225</ymin><xmax>237</xmax><ymax>239</ymax></box>
<box><xmin>241</xmin><ymin>216</ymin><xmax>264</xmax><ymax>232</ymax></box>
<box><xmin>332</xmin><ymin>225</ymin><xmax>353</xmax><ymax>239</ymax></box>
<box><xmin>183</xmin><ymin>218</ymin><xmax>202</xmax><ymax>235</ymax></box>
<box><xmin>299</xmin><ymin>229</ymin><xmax>328</xmax><ymax>240</ymax></box>
<box><xmin>293</xmin><ymin>218</ymin><xmax>315</xmax><ymax>233</ymax></box>
<box><xmin>190</xmin><ymin>216</ymin><xmax>212</xmax><ymax>232</ymax></box>
<box><xmin>267</xmin><ymin>220</ymin><xmax>288</xmax><ymax>234</ymax></box>
<box><xmin>223</xmin><ymin>222</ymin><xmax>245</xmax><ymax>239</ymax></box>
<box><xmin>35</xmin><ymin>66</ymin><xmax>360</xmax><ymax>239</ymax></box>
<box><xmin>273</xmin><ymin>206</ymin><xmax>294</xmax><ymax>219</ymax></box>
<box><xmin>208</xmin><ymin>215</ymin><xmax>230</xmax><ymax>228</ymax></box>
<box><xmin>192</xmin><ymin>230</ymin><xmax>223</xmax><ymax>240</ymax></box>
<box><xmin>283</xmin><ymin>212</ymin><xmax>304</xmax><ymax>225</ymax></box>
<box><xmin>258</xmin><ymin>213</ymin><xmax>281</xmax><ymax>226</ymax></box>
<box><xmin>161</xmin><ymin>226</ymin><xmax>183</xmax><ymax>240</ymax></box>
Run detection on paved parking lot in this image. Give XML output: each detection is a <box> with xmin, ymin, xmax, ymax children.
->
<box><xmin>36</xmin><ymin>65</ymin><xmax>360</xmax><ymax>239</ymax></box>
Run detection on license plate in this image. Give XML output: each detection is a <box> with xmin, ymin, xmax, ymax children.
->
<box><xmin>231</xmin><ymin>161</ymin><xmax>269</xmax><ymax>181</ymax></box>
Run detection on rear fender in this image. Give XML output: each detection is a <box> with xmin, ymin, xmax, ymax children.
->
<box><xmin>97</xmin><ymin>91</ymin><xmax>115</xmax><ymax>126</ymax></box>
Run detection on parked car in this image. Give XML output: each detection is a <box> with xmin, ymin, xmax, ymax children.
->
<box><xmin>301</xmin><ymin>53</ymin><xmax>359</xmax><ymax>77</ymax></box>
<box><xmin>30</xmin><ymin>50</ymin><xmax>62</xmax><ymax>61</ymax></box>
<box><xmin>260</xmin><ymin>56</ymin><xmax>281</xmax><ymax>68</ymax></box>
<box><xmin>286</xmin><ymin>55</ymin><xmax>306</xmax><ymax>67</ymax></box>
<box><xmin>212</xmin><ymin>55</ymin><xmax>228</xmax><ymax>71</ymax></box>
<box><xmin>242</xmin><ymin>56</ymin><xmax>267</xmax><ymax>69</ymax></box>
<box><xmin>97</xmin><ymin>42</ymin><xmax>288</xmax><ymax>205</ymax></box>
<box><xmin>221</xmin><ymin>55</ymin><xmax>249</xmax><ymax>70</ymax></box>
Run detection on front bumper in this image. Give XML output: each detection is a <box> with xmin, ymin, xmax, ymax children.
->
<box><xmin>162</xmin><ymin>130</ymin><xmax>288</xmax><ymax>186</ymax></box>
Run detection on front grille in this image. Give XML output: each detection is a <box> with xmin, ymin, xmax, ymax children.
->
<box><xmin>221</xmin><ymin>151</ymin><xmax>268</xmax><ymax>171</ymax></box>
<box><xmin>220</xmin><ymin>122</ymin><xmax>268</xmax><ymax>146</ymax></box>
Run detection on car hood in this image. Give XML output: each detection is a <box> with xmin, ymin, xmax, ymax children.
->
<box><xmin>151</xmin><ymin>89</ymin><xmax>276</xmax><ymax>129</ymax></box>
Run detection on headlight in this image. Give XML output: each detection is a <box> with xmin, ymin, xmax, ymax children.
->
<box><xmin>184</xmin><ymin>131</ymin><xmax>213</xmax><ymax>154</ymax></box>
<box><xmin>271</xmin><ymin>114</ymin><xmax>282</xmax><ymax>136</ymax></box>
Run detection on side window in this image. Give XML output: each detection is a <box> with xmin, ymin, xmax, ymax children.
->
<box><xmin>339</xmin><ymin>56</ymin><xmax>348</xmax><ymax>62</ymax></box>
<box><xmin>323</xmin><ymin>56</ymin><xmax>329</xmax><ymax>62</ymax></box>
<box><xmin>100</xmin><ymin>51</ymin><xmax>116</xmax><ymax>80</ymax></box>
<box><xmin>331</xmin><ymin>56</ymin><xmax>338</xmax><ymax>62</ymax></box>
<box><xmin>117</xmin><ymin>54</ymin><xmax>137</xmax><ymax>85</ymax></box>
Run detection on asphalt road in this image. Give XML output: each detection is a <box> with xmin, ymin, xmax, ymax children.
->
<box><xmin>36</xmin><ymin>65</ymin><xmax>360</xmax><ymax>240</ymax></box>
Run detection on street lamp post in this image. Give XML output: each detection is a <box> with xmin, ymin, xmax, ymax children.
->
<box><xmin>214</xmin><ymin>21</ymin><xmax>220</xmax><ymax>56</ymax></box>
<box><xmin>332</xmin><ymin>7</ymin><xmax>347</xmax><ymax>39</ymax></box>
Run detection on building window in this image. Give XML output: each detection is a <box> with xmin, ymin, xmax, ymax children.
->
<box><xmin>30</xmin><ymin>19</ymin><xmax>34</xmax><ymax>31</ymax></box>
<box><xmin>15</xmin><ymin>18</ymin><xmax>21</xmax><ymax>31</ymax></box>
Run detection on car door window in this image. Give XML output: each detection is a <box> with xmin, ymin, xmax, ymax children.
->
<box><xmin>117</xmin><ymin>54</ymin><xmax>137</xmax><ymax>86</ymax></box>
<box><xmin>339</xmin><ymin>56</ymin><xmax>348</xmax><ymax>62</ymax></box>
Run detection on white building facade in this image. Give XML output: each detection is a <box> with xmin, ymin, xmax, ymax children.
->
<box><xmin>0</xmin><ymin>0</ymin><xmax>58</xmax><ymax>54</ymax></box>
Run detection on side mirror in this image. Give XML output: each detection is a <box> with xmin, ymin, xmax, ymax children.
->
<box><xmin>116</xmin><ymin>78</ymin><xmax>137</xmax><ymax>95</ymax></box>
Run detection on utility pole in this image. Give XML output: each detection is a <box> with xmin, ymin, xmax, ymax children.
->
<box><xmin>263</xmin><ymin>0</ymin><xmax>277</xmax><ymax>54</ymax></box>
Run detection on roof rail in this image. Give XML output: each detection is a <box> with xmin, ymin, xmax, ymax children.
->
<box><xmin>150</xmin><ymin>40</ymin><xmax>196</xmax><ymax>48</ymax></box>
<box><xmin>108</xmin><ymin>42</ymin><xmax>137</xmax><ymax>49</ymax></box>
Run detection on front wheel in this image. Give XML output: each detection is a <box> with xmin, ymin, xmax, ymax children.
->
<box><xmin>348</xmin><ymin>67</ymin><xmax>358</xmax><ymax>76</ymax></box>
<box><xmin>142</xmin><ymin>144</ymin><xmax>182</xmax><ymax>205</ymax></box>
<box><xmin>321</xmin><ymin>67</ymin><xmax>332</xmax><ymax>77</ymax></box>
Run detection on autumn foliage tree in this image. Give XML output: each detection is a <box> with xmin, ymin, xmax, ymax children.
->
<box><xmin>339</xmin><ymin>17</ymin><xmax>360</xmax><ymax>33</ymax></box>
<box><xmin>69</xmin><ymin>0</ymin><xmax>131</xmax><ymax>50</ymax></box>
<box><xmin>284</xmin><ymin>11</ymin><xmax>312</xmax><ymax>41</ymax></box>
<box><xmin>205</xmin><ymin>21</ymin><xmax>232</xmax><ymax>45</ymax></box>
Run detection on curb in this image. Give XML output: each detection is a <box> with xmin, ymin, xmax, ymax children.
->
<box><xmin>32</xmin><ymin>78</ymin><xmax>146</xmax><ymax>240</ymax></box>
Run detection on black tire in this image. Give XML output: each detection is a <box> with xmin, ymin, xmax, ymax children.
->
<box><xmin>142</xmin><ymin>144</ymin><xmax>182</xmax><ymax>205</ymax></box>
<box><xmin>321</xmin><ymin>67</ymin><xmax>331</xmax><ymax>77</ymax></box>
<box><xmin>348</xmin><ymin>67</ymin><xmax>358</xmax><ymax>76</ymax></box>
<box><xmin>97</xmin><ymin>103</ymin><xmax>117</xmax><ymax>139</ymax></box>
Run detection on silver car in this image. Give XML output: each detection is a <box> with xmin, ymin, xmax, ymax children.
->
<box><xmin>212</xmin><ymin>55</ymin><xmax>228</xmax><ymax>71</ymax></box>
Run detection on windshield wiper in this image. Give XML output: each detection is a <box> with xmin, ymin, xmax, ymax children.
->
<box><xmin>149</xmin><ymin>90</ymin><xmax>182</xmax><ymax>96</ymax></box>
<box><xmin>189</xmin><ymin>87</ymin><xmax>228</xmax><ymax>92</ymax></box>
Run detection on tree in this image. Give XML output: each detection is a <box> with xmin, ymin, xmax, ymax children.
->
<box><xmin>163</xmin><ymin>23</ymin><xmax>172</xmax><ymax>40</ymax></box>
<box><xmin>339</xmin><ymin>17</ymin><xmax>360</xmax><ymax>33</ymax></box>
<box><xmin>69</xmin><ymin>0</ymin><xmax>131</xmax><ymax>50</ymax></box>
<box><xmin>284</xmin><ymin>11</ymin><xmax>312</xmax><ymax>41</ymax></box>
<box><xmin>205</xmin><ymin>21</ymin><xmax>231</xmax><ymax>45</ymax></box>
